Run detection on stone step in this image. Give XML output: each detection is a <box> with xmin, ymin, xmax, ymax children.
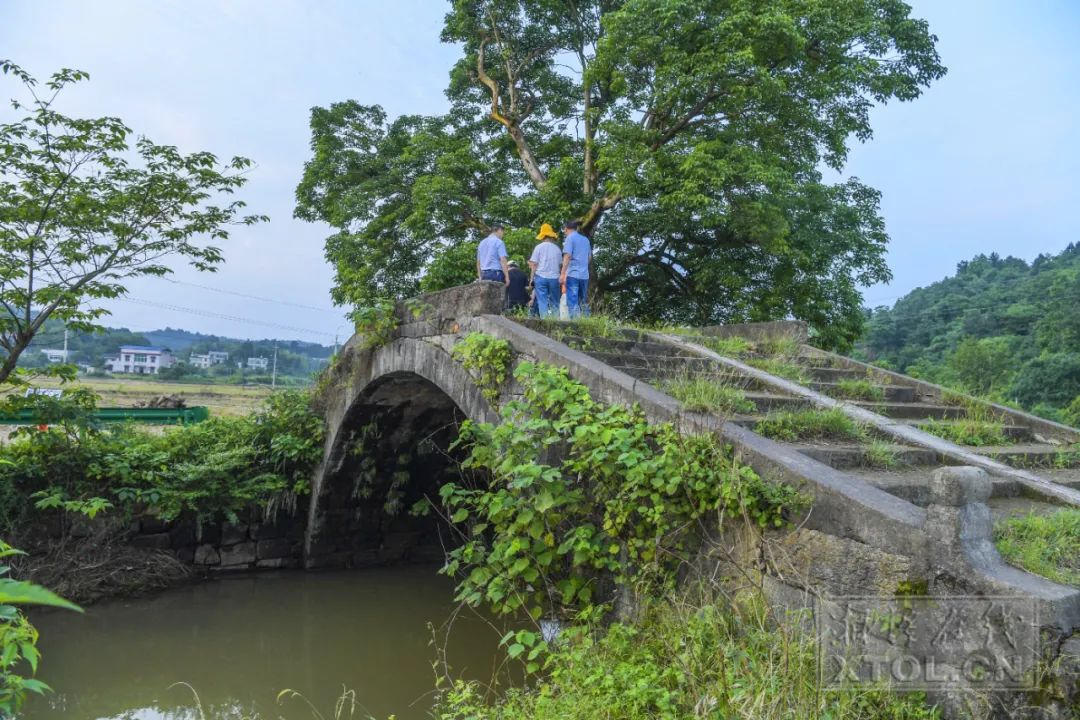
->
<box><xmin>988</xmin><ymin>496</ymin><xmax>1069</xmax><ymax>522</ymax></box>
<box><xmin>849</xmin><ymin>468</ymin><xmax>1021</xmax><ymax>507</ymax></box>
<box><xmin>809</xmin><ymin>381</ymin><xmax>916</xmax><ymax>403</ymax></box>
<box><xmin>793</xmin><ymin>443</ymin><xmax>938</xmax><ymax>470</ymax></box>
<box><xmin>906</xmin><ymin>421</ymin><xmax>1035</xmax><ymax>443</ymax></box>
<box><xmin>802</xmin><ymin>366</ymin><xmax>875</xmax><ymax>382</ymax></box>
<box><xmin>557</xmin><ymin>335</ymin><xmax>697</xmax><ymax>358</ymax></box>
<box><xmin>587</xmin><ymin>351</ymin><xmax>723</xmax><ymax>372</ymax></box>
<box><xmin>608</xmin><ymin>364</ymin><xmax>761</xmax><ymax>387</ymax></box>
<box><xmin>970</xmin><ymin>444</ymin><xmax>1080</xmax><ymax>470</ymax></box>
<box><xmin>1040</xmin><ymin>468</ymin><xmax>1080</xmax><ymax>489</ymax></box>
<box><xmin>850</xmin><ymin>401</ymin><xmax>969</xmax><ymax>420</ymax></box>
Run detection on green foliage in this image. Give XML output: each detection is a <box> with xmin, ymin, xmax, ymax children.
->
<box><xmin>700</xmin><ymin>335</ymin><xmax>753</xmax><ymax>358</ymax></box>
<box><xmin>437</xmin><ymin>362</ymin><xmax>800</xmax><ymax>632</ymax></box>
<box><xmin>0</xmin><ymin>61</ymin><xmax>265</xmax><ymax>383</ymax></box>
<box><xmin>451</xmin><ymin>333</ymin><xmax>514</xmax><ymax>403</ymax></box>
<box><xmin>832</xmin><ymin>378</ymin><xmax>885</xmax><ymax>402</ymax></box>
<box><xmin>662</xmin><ymin>377</ymin><xmax>754</xmax><ymax>415</ymax></box>
<box><xmin>422</xmin><ymin>228</ymin><xmax>537</xmax><ymax>293</ymax></box>
<box><xmin>0</xmin><ymin>389</ymin><xmax>325</xmax><ymax>530</ymax></box>
<box><xmin>995</xmin><ymin>510</ymin><xmax>1080</xmax><ymax>586</ymax></box>
<box><xmin>863</xmin><ymin>441</ymin><xmax>903</xmax><ymax>470</ymax></box>
<box><xmin>0</xmin><ymin>541</ymin><xmax>81</xmax><ymax>715</ymax></box>
<box><xmin>947</xmin><ymin>337</ymin><xmax>1017</xmax><ymax>396</ymax></box>
<box><xmin>756</xmin><ymin>336</ymin><xmax>803</xmax><ymax>357</ymax></box>
<box><xmin>353</xmin><ymin>300</ymin><xmax>398</xmax><ymax>350</ymax></box>
<box><xmin>918</xmin><ymin>418</ymin><xmax>1009</xmax><ymax>447</ymax></box>
<box><xmin>295</xmin><ymin>2</ymin><xmax>945</xmax><ymax>348</ymax></box>
<box><xmin>746</xmin><ymin>357</ymin><xmax>810</xmax><ymax>384</ymax></box>
<box><xmin>434</xmin><ymin>594</ymin><xmax>940</xmax><ymax>720</ymax></box>
<box><xmin>858</xmin><ymin>245</ymin><xmax>1080</xmax><ymax>418</ymax></box>
<box><xmin>755</xmin><ymin>408</ymin><xmax>866</xmax><ymax>443</ymax></box>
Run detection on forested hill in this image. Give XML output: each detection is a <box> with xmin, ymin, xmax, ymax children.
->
<box><xmin>857</xmin><ymin>243</ymin><xmax>1080</xmax><ymax>422</ymax></box>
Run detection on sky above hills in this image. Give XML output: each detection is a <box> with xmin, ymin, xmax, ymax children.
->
<box><xmin>2</xmin><ymin>0</ymin><xmax>1078</xmax><ymax>338</ymax></box>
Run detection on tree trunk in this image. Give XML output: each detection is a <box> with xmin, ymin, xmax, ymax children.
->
<box><xmin>0</xmin><ymin>333</ymin><xmax>31</xmax><ymax>385</ymax></box>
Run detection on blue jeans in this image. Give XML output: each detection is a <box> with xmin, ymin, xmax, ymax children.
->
<box><xmin>480</xmin><ymin>269</ymin><xmax>504</xmax><ymax>283</ymax></box>
<box><xmin>565</xmin><ymin>277</ymin><xmax>589</xmax><ymax>318</ymax></box>
<box><xmin>533</xmin><ymin>276</ymin><xmax>560</xmax><ymax>318</ymax></box>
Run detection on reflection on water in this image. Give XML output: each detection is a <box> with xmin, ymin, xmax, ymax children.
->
<box><xmin>25</xmin><ymin>566</ymin><xmax>504</xmax><ymax>720</ymax></box>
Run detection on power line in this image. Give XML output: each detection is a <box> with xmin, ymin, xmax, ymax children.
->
<box><xmin>161</xmin><ymin>278</ymin><xmax>339</xmax><ymax>314</ymax></box>
<box><xmin>115</xmin><ymin>297</ymin><xmax>338</xmax><ymax>339</ymax></box>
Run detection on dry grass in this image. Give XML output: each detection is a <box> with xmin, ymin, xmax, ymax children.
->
<box><xmin>12</xmin><ymin>377</ymin><xmax>275</xmax><ymax>416</ymax></box>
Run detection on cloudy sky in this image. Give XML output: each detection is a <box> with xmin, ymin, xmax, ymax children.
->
<box><xmin>2</xmin><ymin>1</ymin><xmax>1078</xmax><ymax>341</ymax></box>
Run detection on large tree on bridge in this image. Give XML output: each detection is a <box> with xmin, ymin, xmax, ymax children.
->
<box><xmin>295</xmin><ymin>0</ymin><xmax>945</xmax><ymax>348</ymax></box>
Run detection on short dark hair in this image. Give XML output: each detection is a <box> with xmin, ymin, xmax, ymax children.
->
<box><xmin>564</xmin><ymin>220</ymin><xmax>580</xmax><ymax>230</ymax></box>
<box><xmin>490</xmin><ymin>223</ymin><xmax>505</xmax><ymax>232</ymax></box>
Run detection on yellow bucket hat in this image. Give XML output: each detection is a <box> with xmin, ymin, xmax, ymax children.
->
<box><xmin>536</xmin><ymin>223</ymin><xmax>558</xmax><ymax>241</ymax></box>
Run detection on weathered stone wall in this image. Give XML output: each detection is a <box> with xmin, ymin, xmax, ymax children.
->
<box><xmin>129</xmin><ymin>510</ymin><xmax>305</xmax><ymax>572</ymax></box>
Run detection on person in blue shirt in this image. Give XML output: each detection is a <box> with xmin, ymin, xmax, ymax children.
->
<box><xmin>559</xmin><ymin>220</ymin><xmax>592</xmax><ymax>318</ymax></box>
<box><xmin>476</xmin><ymin>225</ymin><xmax>509</xmax><ymax>286</ymax></box>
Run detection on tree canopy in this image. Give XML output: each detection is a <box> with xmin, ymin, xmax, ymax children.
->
<box><xmin>0</xmin><ymin>61</ymin><xmax>265</xmax><ymax>383</ymax></box>
<box><xmin>296</xmin><ymin>0</ymin><xmax>944</xmax><ymax>347</ymax></box>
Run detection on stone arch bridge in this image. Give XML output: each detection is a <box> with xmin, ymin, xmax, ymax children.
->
<box><xmin>307</xmin><ymin>281</ymin><xmax>1080</xmax><ymax>716</ymax></box>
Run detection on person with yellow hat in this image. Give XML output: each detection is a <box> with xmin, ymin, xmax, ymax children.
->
<box><xmin>528</xmin><ymin>223</ymin><xmax>563</xmax><ymax>318</ymax></box>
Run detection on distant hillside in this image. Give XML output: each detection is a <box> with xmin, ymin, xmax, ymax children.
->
<box><xmin>857</xmin><ymin>243</ymin><xmax>1080</xmax><ymax>422</ymax></box>
<box><xmin>22</xmin><ymin>320</ymin><xmax>335</xmax><ymax>378</ymax></box>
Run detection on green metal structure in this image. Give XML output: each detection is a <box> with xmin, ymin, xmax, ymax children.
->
<box><xmin>0</xmin><ymin>406</ymin><xmax>210</xmax><ymax>426</ymax></box>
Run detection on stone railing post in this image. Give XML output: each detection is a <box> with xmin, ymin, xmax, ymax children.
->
<box><xmin>924</xmin><ymin>466</ymin><xmax>998</xmax><ymax>573</ymax></box>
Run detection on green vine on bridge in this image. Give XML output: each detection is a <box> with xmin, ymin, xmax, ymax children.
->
<box><xmin>431</xmin><ymin>361</ymin><xmax>801</xmax><ymax>669</ymax></box>
<box><xmin>451</xmin><ymin>333</ymin><xmax>514</xmax><ymax>404</ymax></box>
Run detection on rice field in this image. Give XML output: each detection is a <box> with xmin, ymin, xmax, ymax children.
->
<box><xmin>14</xmin><ymin>377</ymin><xmax>278</xmax><ymax>417</ymax></box>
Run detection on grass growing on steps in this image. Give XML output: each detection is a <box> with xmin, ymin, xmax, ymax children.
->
<box><xmin>831</xmin><ymin>378</ymin><xmax>886</xmax><ymax>402</ymax></box>
<box><xmin>995</xmin><ymin>510</ymin><xmax>1080</xmax><ymax>586</ymax></box>
<box><xmin>435</xmin><ymin>594</ymin><xmax>941</xmax><ymax>720</ymax></box>
<box><xmin>918</xmin><ymin>418</ymin><xmax>1010</xmax><ymax>447</ymax></box>
<box><xmin>755</xmin><ymin>408</ymin><xmax>867</xmax><ymax>443</ymax></box>
<box><xmin>700</xmin><ymin>335</ymin><xmax>753</xmax><ymax>358</ymax></box>
<box><xmin>756</xmin><ymin>335</ymin><xmax>802</xmax><ymax>357</ymax></box>
<box><xmin>747</xmin><ymin>357</ymin><xmax>810</xmax><ymax>384</ymax></box>
<box><xmin>862</xmin><ymin>440</ymin><xmax>906</xmax><ymax>469</ymax></box>
<box><xmin>662</xmin><ymin>377</ymin><xmax>755</xmax><ymax>415</ymax></box>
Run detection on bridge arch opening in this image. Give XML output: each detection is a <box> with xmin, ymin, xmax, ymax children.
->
<box><xmin>309</xmin><ymin>370</ymin><xmax>478</xmax><ymax>568</ymax></box>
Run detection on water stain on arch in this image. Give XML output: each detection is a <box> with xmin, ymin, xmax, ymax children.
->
<box><xmin>305</xmin><ymin>336</ymin><xmax>498</xmax><ymax>567</ymax></box>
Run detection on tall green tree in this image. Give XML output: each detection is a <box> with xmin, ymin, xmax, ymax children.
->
<box><xmin>0</xmin><ymin>61</ymin><xmax>265</xmax><ymax>382</ymax></box>
<box><xmin>296</xmin><ymin>0</ymin><xmax>944</xmax><ymax>347</ymax></box>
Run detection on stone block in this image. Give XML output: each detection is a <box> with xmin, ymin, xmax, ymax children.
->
<box><xmin>219</xmin><ymin>541</ymin><xmax>256</xmax><ymax>567</ymax></box>
<box><xmin>194</xmin><ymin>544</ymin><xmax>220</xmax><ymax>566</ymax></box>
<box><xmin>169</xmin><ymin>522</ymin><xmax>197</xmax><ymax>547</ymax></box>
<box><xmin>221</xmin><ymin>523</ymin><xmax>249</xmax><ymax>545</ymax></box>
<box><xmin>257</xmin><ymin>558</ymin><xmax>298</xmax><ymax>569</ymax></box>
<box><xmin>130</xmin><ymin>532</ymin><xmax>172</xmax><ymax>550</ymax></box>
<box><xmin>929</xmin><ymin>466</ymin><xmax>992</xmax><ymax>507</ymax></box>
<box><xmin>256</xmin><ymin>538</ymin><xmax>292</xmax><ymax>560</ymax></box>
<box><xmin>197</xmin><ymin>523</ymin><xmax>221</xmax><ymax>545</ymax></box>
<box><xmin>175</xmin><ymin>546</ymin><xmax>195</xmax><ymax>564</ymax></box>
<box><xmin>766</xmin><ymin>528</ymin><xmax>915</xmax><ymax>597</ymax></box>
<box><xmin>140</xmin><ymin>516</ymin><xmax>168</xmax><ymax>534</ymax></box>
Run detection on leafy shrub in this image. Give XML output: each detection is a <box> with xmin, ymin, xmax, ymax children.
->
<box><xmin>451</xmin><ymin>333</ymin><xmax>514</xmax><ymax>403</ymax></box>
<box><xmin>352</xmin><ymin>300</ymin><xmax>398</xmax><ymax>349</ymax></box>
<box><xmin>755</xmin><ymin>408</ymin><xmax>866</xmax><ymax>443</ymax></box>
<box><xmin>0</xmin><ymin>541</ymin><xmax>81</xmax><ymax>715</ymax></box>
<box><xmin>434</xmin><ymin>594</ymin><xmax>940</xmax><ymax>720</ymax></box>
<box><xmin>995</xmin><ymin>510</ymin><xmax>1080</xmax><ymax>586</ymax></box>
<box><xmin>1010</xmin><ymin>353</ymin><xmax>1080</xmax><ymax>408</ymax></box>
<box><xmin>0</xmin><ymin>389</ymin><xmax>325</xmax><ymax>530</ymax></box>
<box><xmin>662</xmin><ymin>377</ymin><xmax>754</xmax><ymax>415</ymax></box>
<box><xmin>436</xmin><ymin>362</ymin><xmax>800</xmax><ymax>638</ymax></box>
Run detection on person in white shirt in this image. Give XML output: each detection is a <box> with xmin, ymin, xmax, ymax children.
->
<box><xmin>528</xmin><ymin>223</ymin><xmax>563</xmax><ymax>318</ymax></box>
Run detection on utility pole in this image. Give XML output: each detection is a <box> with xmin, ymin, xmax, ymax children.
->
<box><xmin>62</xmin><ymin>327</ymin><xmax>69</xmax><ymax>362</ymax></box>
<box><xmin>271</xmin><ymin>344</ymin><xmax>278</xmax><ymax>389</ymax></box>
